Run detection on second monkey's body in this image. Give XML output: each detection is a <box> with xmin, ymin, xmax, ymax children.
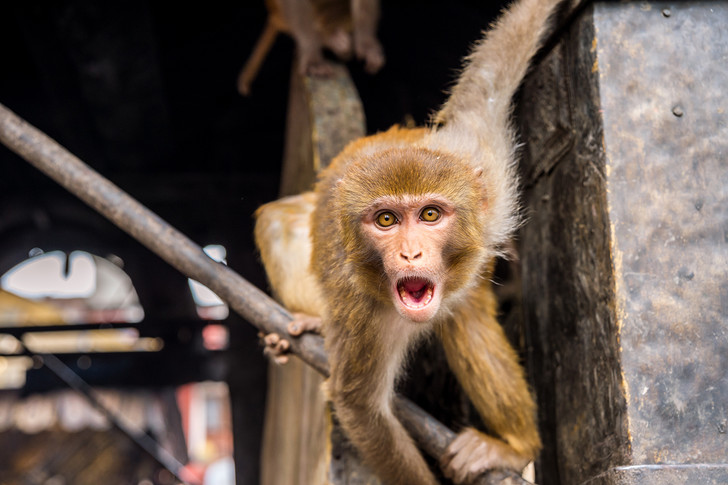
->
<box><xmin>255</xmin><ymin>0</ymin><xmax>566</xmax><ymax>483</ymax></box>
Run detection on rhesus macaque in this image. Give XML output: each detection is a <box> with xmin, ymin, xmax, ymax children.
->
<box><xmin>238</xmin><ymin>0</ymin><xmax>384</xmax><ymax>95</ymax></box>
<box><xmin>255</xmin><ymin>0</ymin><xmax>566</xmax><ymax>482</ymax></box>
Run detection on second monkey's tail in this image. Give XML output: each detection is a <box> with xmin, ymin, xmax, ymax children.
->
<box><xmin>433</xmin><ymin>0</ymin><xmax>566</xmax><ymax>130</ymax></box>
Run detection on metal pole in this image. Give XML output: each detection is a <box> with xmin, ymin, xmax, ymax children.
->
<box><xmin>0</xmin><ymin>102</ymin><xmax>328</xmax><ymax>375</ymax></box>
<box><xmin>38</xmin><ymin>351</ymin><xmax>189</xmax><ymax>483</ymax></box>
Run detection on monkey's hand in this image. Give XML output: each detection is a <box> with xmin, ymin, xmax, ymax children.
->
<box><xmin>442</xmin><ymin>428</ymin><xmax>531</xmax><ymax>484</ymax></box>
<box><xmin>259</xmin><ymin>312</ymin><xmax>323</xmax><ymax>365</ymax></box>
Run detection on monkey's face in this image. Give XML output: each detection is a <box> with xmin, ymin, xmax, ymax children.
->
<box><xmin>359</xmin><ymin>194</ymin><xmax>455</xmax><ymax>323</ymax></box>
<box><xmin>333</xmin><ymin>146</ymin><xmax>490</xmax><ymax>321</ymax></box>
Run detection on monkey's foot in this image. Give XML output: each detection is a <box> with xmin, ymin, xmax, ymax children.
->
<box><xmin>442</xmin><ymin>428</ymin><xmax>530</xmax><ymax>484</ymax></box>
<box><xmin>298</xmin><ymin>50</ymin><xmax>335</xmax><ymax>79</ymax></box>
<box><xmin>324</xmin><ymin>29</ymin><xmax>352</xmax><ymax>59</ymax></box>
<box><xmin>259</xmin><ymin>313</ymin><xmax>322</xmax><ymax>365</ymax></box>
<box><xmin>259</xmin><ymin>332</ymin><xmax>291</xmax><ymax>365</ymax></box>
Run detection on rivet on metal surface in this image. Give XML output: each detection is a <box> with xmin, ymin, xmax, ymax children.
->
<box><xmin>662</xmin><ymin>8</ymin><xmax>672</xmax><ymax>17</ymax></box>
<box><xmin>677</xmin><ymin>267</ymin><xmax>695</xmax><ymax>281</ymax></box>
<box><xmin>672</xmin><ymin>106</ymin><xmax>684</xmax><ymax>117</ymax></box>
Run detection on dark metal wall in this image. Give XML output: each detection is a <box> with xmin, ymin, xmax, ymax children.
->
<box><xmin>519</xmin><ymin>2</ymin><xmax>728</xmax><ymax>484</ymax></box>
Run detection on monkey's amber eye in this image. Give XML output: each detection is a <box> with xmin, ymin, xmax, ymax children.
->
<box><xmin>420</xmin><ymin>207</ymin><xmax>441</xmax><ymax>222</ymax></box>
<box><xmin>376</xmin><ymin>212</ymin><xmax>397</xmax><ymax>227</ymax></box>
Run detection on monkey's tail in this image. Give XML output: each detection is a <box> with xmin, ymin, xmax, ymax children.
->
<box><xmin>237</xmin><ymin>20</ymin><xmax>279</xmax><ymax>96</ymax></box>
<box><xmin>433</xmin><ymin>0</ymin><xmax>565</xmax><ymax>128</ymax></box>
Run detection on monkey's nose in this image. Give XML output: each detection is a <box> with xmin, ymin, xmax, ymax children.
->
<box><xmin>400</xmin><ymin>251</ymin><xmax>422</xmax><ymax>262</ymax></box>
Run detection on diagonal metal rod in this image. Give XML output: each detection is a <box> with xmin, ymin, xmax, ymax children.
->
<box><xmin>0</xmin><ymin>102</ymin><xmax>529</xmax><ymax>485</ymax></box>
<box><xmin>34</xmin><ymin>349</ymin><xmax>189</xmax><ymax>483</ymax></box>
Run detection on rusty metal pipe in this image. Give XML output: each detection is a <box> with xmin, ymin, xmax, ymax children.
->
<box><xmin>0</xmin><ymin>102</ymin><xmax>529</xmax><ymax>485</ymax></box>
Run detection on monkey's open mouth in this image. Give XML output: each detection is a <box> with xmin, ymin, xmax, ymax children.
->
<box><xmin>396</xmin><ymin>277</ymin><xmax>435</xmax><ymax>309</ymax></box>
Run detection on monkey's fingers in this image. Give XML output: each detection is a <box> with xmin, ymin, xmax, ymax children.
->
<box><xmin>443</xmin><ymin>428</ymin><xmax>486</xmax><ymax>483</ymax></box>
<box><xmin>288</xmin><ymin>313</ymin><xmax>323</xmax><ymax>336</ymax></box>
<box><xmin>443</xmin><ymin>428</ymin><xmax>531</xmax><ymax>484</ymax></box>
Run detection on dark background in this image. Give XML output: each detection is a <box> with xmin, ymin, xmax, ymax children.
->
<box><xmin>0</xmin><ymin>1</ymin><xmax>505</xmax><ymax>482</ymax></box>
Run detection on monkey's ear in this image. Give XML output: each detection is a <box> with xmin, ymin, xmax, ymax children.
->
<box><xmin>472</xmin><ymin>167</ymin><xmax>489</xmax><ymax>209</ymax></box>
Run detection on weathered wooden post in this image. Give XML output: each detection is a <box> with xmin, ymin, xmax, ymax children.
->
<box><xmin>258</xmin><ymin>63</ymin><xmax>376</xmax><ymax>485</ymax></box>
<box><xmin>518</xmin><ymin>2</ymin><xmax>728</xmax><ymax>484</ymax></box>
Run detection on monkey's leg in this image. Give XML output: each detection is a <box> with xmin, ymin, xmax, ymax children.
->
<box><xmin>277</xmin><ymin>0</ymin><xmax>334</xmax><ymax>77</ymax></box>
<box><xmin>351</xmin><ymin>0</ymin><xmax>384</xmax><ymax>73</ymax></box>
<box><xmin>322</xmin><ymin>28</ymin><xmax>352</xmax><ymax>60</ymax></box>
<box><xmin>438</xmin><ymin>279</ymin><xmax>541</xmax><ymax>483</ymax></box>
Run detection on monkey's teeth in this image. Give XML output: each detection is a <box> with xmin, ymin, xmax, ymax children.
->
<box><xmin>397</xmin><ymin>278</ymin><xmax>435</xmax><ymax>308</ymax></box>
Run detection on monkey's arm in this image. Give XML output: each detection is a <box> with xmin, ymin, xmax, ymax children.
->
<box><xmin>324</xmin><ymin>310</ymin><xmax>441</xmax><ymax>485</ymax></box>
<box><xmin>438</xmin><ymin>278</ymin><xmax>540</xmax><ymax>482</ymax></box>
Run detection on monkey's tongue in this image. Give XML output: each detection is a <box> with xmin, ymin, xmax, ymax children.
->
<box><xmin>397</xmin><ymin>278</ymin><xmax>434</xmax><ymax>308</ymax></box>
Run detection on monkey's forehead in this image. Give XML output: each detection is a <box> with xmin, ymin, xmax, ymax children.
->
<box><xmin>340</xmin><ymin>147</ymin><xmax>477</xmax><ymax>192</ymax></box>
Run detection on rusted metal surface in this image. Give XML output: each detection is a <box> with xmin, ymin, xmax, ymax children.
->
<box><xmin>518</xmin><ymin>2</ymin><xmax>728</xmax><ymax>484</ymax></box>
<box><xmin>598</xmin><ymin>0</ymin><xmax>728</xmax><ymax>471</ymax></box>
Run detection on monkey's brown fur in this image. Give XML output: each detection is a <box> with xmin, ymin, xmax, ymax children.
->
<box><xmin>255</xmin><ymin>0</ymin><xmax>565</xmax><ymax>482</ymax></box>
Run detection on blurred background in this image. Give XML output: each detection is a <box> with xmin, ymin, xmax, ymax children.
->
<box><xmin>0</xmin><ymin>1</ymin><xmax>502</xmax><ymax>484</ymax></box>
